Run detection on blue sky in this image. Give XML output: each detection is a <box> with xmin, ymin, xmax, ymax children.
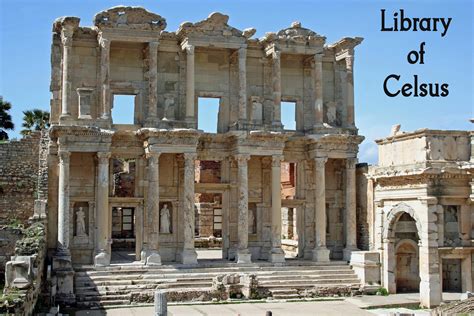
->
<box><xmin>1</xmin><ymin>0</ymin><xmax>472</xmax><ymax>164</ymax></box>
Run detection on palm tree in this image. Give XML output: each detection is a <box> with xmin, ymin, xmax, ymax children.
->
<box><xmin>0</xmin><ymin>96</ymin><xmax>15</xmax><ymax>140</ymax></box>
<box><xmin>20</xmin><ymin>109</ymin><xmax>50</xmax><ymax>137</ymax></box>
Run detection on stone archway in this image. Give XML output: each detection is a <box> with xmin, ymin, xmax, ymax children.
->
<box><xmin>382</xmin><ymin>202</ymin><xmax>422</xmax><ymax>294</ymax></box>
<box><xmin>396</xmin><ymin>239</ymin><xmax>420</xmax><ymax>293</ymax></box>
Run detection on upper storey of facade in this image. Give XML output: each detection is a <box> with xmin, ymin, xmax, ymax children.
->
<box><xmin>50</xmin><ymin>6</ymin><xmax>363</xmax><ymax>135</ymax></box>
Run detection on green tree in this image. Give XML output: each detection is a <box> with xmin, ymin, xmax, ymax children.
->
<box><xmin>21</xmin><ymin>109</ymin><xmax>50</xmax><ymax>137</ymax></box>
<box><xmin>0</xmin><ymin>96</ymin><xmax>15</xmax><ymax>140</ymax></box>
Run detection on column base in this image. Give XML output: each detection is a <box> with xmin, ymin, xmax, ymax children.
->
<box><xmin>144</xmin><ymin>117</ymin><xmax>159</xmax><ymax>127</ymax></box>
<box><xmin>52</xmin><ymin>254</ymin><xmax>75</xmax><ymax>305</ymax></box>
<box><xmin>343</xmin><ymin>246</ymin><xmax>359</xmax><ymax>261</ymax></box>
<box><xmin>94</xmin><ymin>249</ymin><xmax>110</xmax><ymax>267</ymax></box>
<box><xmin>236</xmin><ymin>250</ymin><xmax>252</xmax><ymax>264</ymax></box>
<box><xmin>181</xmin><ymin>248</ymin><xmax>198</xmax><ymax>265</ymax></box>
<box><xmin>269</xmin><ymin>248</ymin><xmax>285</xmax><ymax>263</ymax></box>
<box><xmin>146</xmin><ymin>251</ymin><xmax>162</xmax><ymax>266</ymax></box>
<box><xmin>312</xmin><ymin>247</ymin><xmax>330</xmax><ymax>262</ymax></box>
<box><xmin>59</xmin><ymin>114</ymin><xmax>72</xmax><ymax>124</ymax></box>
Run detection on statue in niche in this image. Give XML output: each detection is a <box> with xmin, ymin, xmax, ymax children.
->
<box><xmin>160</xmin><ymin>204</ymin><xmax>171</xmax><ymax>234</ymax></box>
<box><xmin>326</xmin><ymin>101</ymin><xmax>337</xmax><ymax>125</ymax></box>
<box><xmin>248</xmin><ymin>209</ymin><xmax>256</xmax><ymax>234</ymax></box>
<box><xmin>163</xmin><ymin>96</ymin><xmax>175</xmax><ymax>120</ymax></box>
<box><xmin>76</xmin><ymin>207</ymin><xmax>87</xmax><ymax>237</ymax></box>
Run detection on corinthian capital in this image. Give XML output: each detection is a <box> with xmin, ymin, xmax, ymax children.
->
<box><xmin>184</xmin><ymin>44</ymin><xmax>194</xmax><ymax>55</ymax></box>
<box><xmin>346</xmin><ymin>157</ymin><xmax>357</xmax><ymax>169</ymax></box>
<box><xmin>314</xmin><ymin>157</ymin><xmax>328</xmax><ymax>168</ymax></box>
<box><xmin>58</xmin><ymin>150</ymin><xmax>71</xmax><ymax>164</ymax></box>
<box><xmin>146</xmin><ymin>152</ymin><xmax>161</xmax><ymax>164</ymax></box>
<box><xmin>98</xmin><ymin>35</ymin><xmax>110</xmax><ymax>50</ymax></box>
<box><xmin>271</xmin><ymin>155</ymin><xmax>284</xmax><ymax>167</ymax></box>
<box><xmin>234</xmin><ymin>154</ymin><xmax>250</xmax><ymax>166</ymax></box>
<box><xmin>97</xmin><ymin>152</ymin><xmax>110</xmax><ymax>164</ymax></box>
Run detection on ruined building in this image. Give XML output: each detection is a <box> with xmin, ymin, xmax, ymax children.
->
<box><xmin>46</xmin><ymin>6</ymin><xmax>364</xmax><ymax>303</ymax></box>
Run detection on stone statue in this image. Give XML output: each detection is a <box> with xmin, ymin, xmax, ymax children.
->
<box><xmin>248</xmin><ymin>209</ymin><xmax>256</xmax><ymax>234</ymax></box>
<box><xmin>160</xmin><ymin>204</ymin><xmax>171</xmax><ymax>234</ymax></box>
<box><xmin>76</xmin><ymin>207</ymin><xmax>87</xmax><ymax>237</ymax></box>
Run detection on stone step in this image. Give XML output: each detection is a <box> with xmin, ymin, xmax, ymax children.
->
<box><xmin>75</xmin><ymin>278</ymin><xmax>214</xmax><ymax>288</ymax></box>
<box><xmin>76</xmin><ymin>299</ymin><xmax>131</xmax><ymax>307</ymax></box>
<box><xmin>77</xmin><ymin>294</ymin><xmax>131</xmax><ymax>302</ymax></box>
<box><xmin>262</xmin><ymin>282</ymin><xmax>359</xmax><ymax>290</ymax></box>
<box><xmin>272</xmin><ymin>293</ymin><xmax>301</xmax><ymax>299</ymax></box>
<box><xmin>268</xmin><ymin>289</ymin><xmax>299</xmax><ymax>295</ymax></box>
<box><xmin>259</xmin><ymin>277</ymin><xmax>359</xmax><ymax>286</ymax></box>
<box><xmin>74</xmin><ymin>264</ymin><xmax>352</xmax><ymax>276</ymax></box>
<box><xmin>257</xmin><ymin>273</ymin><xmax>357</xmax><ymax>281</ymax></box>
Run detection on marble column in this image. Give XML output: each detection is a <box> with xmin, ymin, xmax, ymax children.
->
<box><xmin>269</xmin><ymin>155</ymin><xmax>285</xmax><ymax>263</ymax></box>
<box><xmin>57</xmin><ymin>150</ymin><xmax>71</xmax><ymax>255</ymax></box>
<box><xmin>312</xmin><ymin>157</ymin><xmax>330</xmax><ymax>262</ymax></box>
<box><xmin>345</xmin><ymin>52</ymin><xmax>355</xmax><ymax>127</ymax></box>
<box><xmin>185</xmin><ymin>45</ymin><xmax>195</xmax><ymax>121</ymax></box>
<box><xmin>146</xmin><ymin>153</ymin><xmax>161</xmax><ymax>265</ymax></box>
<box><xmin>236</xmin><ymin>154</ymin><xmax>252</xmax><ymax>263</ymax></box>
<box><xmin>182</xmin><ymin>153</ymin><xmax>198</xmax><ymax>264</ymax></box>
<box><xmin>313</xmin><ymin>54</ymin><xmax>324</xmax><ymax>127</ymax></box>
<box><xmin>60</xmin><ymin>29</ymin><xmax>74</xmax><ymax>120</ymax></box>
<box><xmin>94</xmin><ymin>152</ymin><xmax>111</xmax><ymax>267</ymax></box>
<box><xmin>238</xmin><ymin>47</ymin><xmax>247</xmax><ymax>124</ymax></box>
<box><xmin>99</xmin><ymin>36</ymin><xmax>111</xmax><ymax>121</ymax></box>
<box><xmin>367</xmin><ymin>178</ymin><xmax>375</xmax><ymax>250</ymax></box>
<box><xmin>147</xmin><ymin>41</ymin><xmax>159</xmax><ymax>124</ymax></box>
<box><xmin>343</xmin><ymin>158</ymin><xmax>359</xmax><ymax>261</ymax></box>
<box><xmin>271</xmin><ymin>50</ymin><xmax>281</xmax><ymax>126</ymax></box>
<box><xmin>382</xmin><ymin>237</ymin><xmax>396</xmax><ymax>293</ymax></box>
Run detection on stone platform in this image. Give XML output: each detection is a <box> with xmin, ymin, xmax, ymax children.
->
<box><xmin>73</xmin><ymin>260</ymin><xmax>362</xmax><ymax>308</ymax></box>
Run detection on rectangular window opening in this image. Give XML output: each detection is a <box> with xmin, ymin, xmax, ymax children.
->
<box><xmin>281</xmin><ymin>101</ymin><xmax>296</xmax><ymax>131</ymax></box>
<box><xmin>112</xmin><ymin>94</ymin><xmax>136</xmax><ymax>125</ymax></box>
<box><xmin>198</xmin><ymin>97</ymin><xmax>219</xmax><ymax>133</ymax></box>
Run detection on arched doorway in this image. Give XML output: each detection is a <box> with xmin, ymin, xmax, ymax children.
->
<box><xmin>383</xmin><ymin>203</ymin><xmax>422</xmax><ymax>294</ymax></box>
<box><xmin>396</xmin><ymin>240</ymin><xmax>420</xmax><ymax>292</ymax></box>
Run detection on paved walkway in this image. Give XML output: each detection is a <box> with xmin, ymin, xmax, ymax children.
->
<box><xmin>76</xmin><ymin>300</ymin><xmax>372</xmax><ymax>316</ymax></box>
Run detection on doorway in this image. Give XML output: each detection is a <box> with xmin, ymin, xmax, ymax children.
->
<box><xmin>442</xmin><ymin>259</ymin><xmax>462</xmax><ymax>292</ymax></box>
<box><xmin>194</xmin><ymin>193</ymin><xmax>224</xmax><ymax>260</ymax></box>
<box><xmin>111</xmin><ymin>206</ymin><xmax>136</xmax><ymax>263</ymax></box>
<box><xmin>395</xmin><ymin>240</ymin><xmax>420</xmax><ymax>293</ymax></box>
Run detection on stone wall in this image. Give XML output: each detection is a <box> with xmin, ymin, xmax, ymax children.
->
<box><xmin>0</xmin><ymin>132</ymin><xmax>42</xmax><ymax>225</ymax></box>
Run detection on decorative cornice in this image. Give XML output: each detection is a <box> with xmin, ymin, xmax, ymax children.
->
<box><xmin>93</xmin><ymin>6</ymin><xmax>166</xmax><ymax>31</ymax></box>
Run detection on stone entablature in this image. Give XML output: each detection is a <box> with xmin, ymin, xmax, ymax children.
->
<box><xmin>50</xmin><ymin>6</ymin><xmax>363</xmax><ymax>134</ymax></box>
<box><xmin>374</xmin><ymin>129</ymin><xmax>472</xmax><ymax>168</ymax></box>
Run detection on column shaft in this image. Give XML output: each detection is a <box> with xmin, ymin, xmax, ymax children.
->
<box><xmin>147</xmin><ymin>41</ymin><xmax>159</xmax><ymax>122</ymax></box>
<box><xmin>60</xmin><ymin>35</ymin><xmax>72</xmax><ymax>118</ymax></box>
<box><xmin>182</xmin><ymin>153</ymin><xmax>197</xmax><ymax>264</ymax></box>
<box><xmin>236</xmin><ymin>154</ymin><xmax>251</xmax><ymax>263</ymax></box>
<box><xmin>185</xmin><ymin>45</ymin><xmax>195</xmax><ymax>120</ymax></box>
<box><xmin>343</xmin><ymin>158</ymin><xmax>359</xmax><ymax>261</ymax></box>
<box><xmin>57</xmin><ymin>150</ymin><xmax>71</xmax><ymax>254</ymax></box>
<box><xmin>270</xmin><ymin>155</ymin><xmax>285</xmax><ymax>263</ymax></box>
<box><xmin>345</xmin><ymin>54</ymin><xmax>355</xmax><ymax>127</ymax></box>
<box><xmin>312</xmin><ymin>157</ymin><xmax>330</xmax><ymax>262</ymax></box>
<box><xmin>238</xmin><ymin>47</ymin><xmax>247</xmax><ymax>122</ymax></box>
<box><xmin>272</xmin><ymin>51</ymin><xmax>281</xmax><ymax>125</ymax></box>
<box><xmin>99</xmin><ymin>37</ymin><xmax>111</xmax><ymax>120</ymax></box>
<box><xmin>95</xmin><ymin>152</ymin><xmax>111</xmax><ymax>266</ymax></box>
<box><xmin>314</xmin><ymin>54</ymin><xmax>324</xmax><ymax>126</ymax></box>
<box><xmin>146</xmin><ymin>153</ymin><xmax>161</xmax><ymax>265</ymax></box>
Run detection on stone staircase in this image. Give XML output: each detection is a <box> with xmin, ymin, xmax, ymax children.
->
<box><xmin>73</xmin><ymin>261</ymin><xmax>361</xmax><ymax>308</ymax></box>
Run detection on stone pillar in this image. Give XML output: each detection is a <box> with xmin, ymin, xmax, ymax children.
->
<box><xmin>269</xmin><ymin>155</ymin><xmax>285</xmax><ymax>263</ymax></box>
<box><xmin>418</xmin><ymin>200</ymin><xmax>442</xmax><ymax>308</ymax></box>
<box><xmin>238</xmin><ymin>47</ymin><xmax>247</xmax><ymax>124</ymax></box>
<box><xmin>146</xmin><ymin>153</ymin><xmax>162</xmax><ymax>265</ymax></box>
<box><xmin>182</xmin><ymin>153</ymin><xmax>198</xmax><ymax>264</ymax></box>
<box><xmin>57</xmin><ymin>150</ymin><xmax>71</xmax><ymax>255</ymax></box>
<box><xmin>460</xmin><ymin>205</ymin><xmax>471</xmax><ymax>246</ymax></box>
<box><xmin>99</xmin><ymin>36</ymin><xmax>111</xmax><ymax>121</ymax></box>
<box><xmin>147</xmin><ymin>41</ymin><xmax>159</xmax><ymax>124</ymax></box>
<box><xmin>94</xmin><ymin>152</ymin><xmax>111</xmax><ymax>267</ymax></box>
<box><xmin>345</xmin><ymin>53</ymin><xmax>355</xmax><ymax>127</ymax></box>
<box><xmin>382</xmin><ymin>237</ymin><xmax>396</xmax><ymax>293</ymax></box>
<box><xmin>313</xmin><ymin>54</ymin><xmax>324</xmax><ymax>127</ymax></box>
<box><xmin>185</xmin><ymin>44</ymin><xmax>195</xmax><ymax>121</ymax></box>
<box><xmin>367</xmin><ymin>178</ymin><xmax>375</xmax><ymax>250</ymax></box>
<box><xmin>343</xmin><ymin>158</ymin><xmax>359</xmax><ymax>261</ymax></box>
<box><xmin>271</xmin><ymin>50</ymin><xmax>281</xmax><ymax>127</ymax></box>
<box><xmin>312</xmin><ymin>157</ymin><xmax>330</xmax><ymax>262</ymax></box>
<box><xmin>236</xmin><ymin>154</ymin><xmax>252</xmax><ymax>263</ymax></box>
<box><xmin>60</xmin><ymin>30</ymin><xmax>74</xmax><ymax>120</ymax></box>
<box><xmin>54</xmin><ymin>149</ymin><xmax>75</xmax><ymax>304</ymax></box>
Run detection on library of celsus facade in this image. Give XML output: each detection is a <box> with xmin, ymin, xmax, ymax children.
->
<box><xmin>47</xmin><ymin>6</ymin><xmax>364</xmax><ymax>301</ymax></box>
